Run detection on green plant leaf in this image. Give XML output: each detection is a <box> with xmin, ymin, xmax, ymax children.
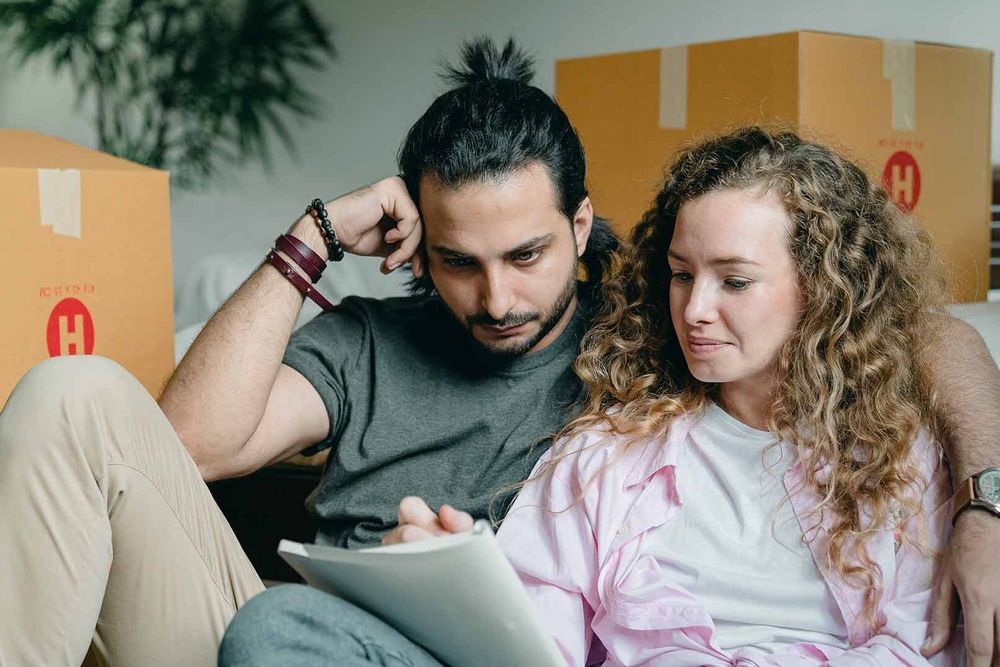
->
<box><xmin>0</xmin><ymin>0</ymin><xmax>336</xmax><ymax>190</ymax></box>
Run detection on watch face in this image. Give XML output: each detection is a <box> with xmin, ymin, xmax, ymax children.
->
<box><xmin>977</xmin><ymin>469</ymin><xmax>1000</xmax><ymax>505</ymax></box>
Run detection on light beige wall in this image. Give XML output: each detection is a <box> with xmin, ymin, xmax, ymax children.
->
<box><xmin>2</xmin><ymin>0</ymin><xmax>998</xmax><ymax>291</ymax></box>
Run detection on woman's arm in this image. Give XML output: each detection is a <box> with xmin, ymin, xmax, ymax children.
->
<box><xmin>496</xmin><ymin>462</ymin><xmax>598</xmax><ymax>667</ymax></box>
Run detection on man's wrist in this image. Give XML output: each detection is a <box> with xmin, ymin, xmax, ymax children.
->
<box><xmin>954</xmin><ymin>503</ymin><xmax>1000</xmax><ymax>533</ymax></box>
<box><xmin>289</xmin><ymin>215</ymin><xmax>331</xmax><ymax>263</ymax></box>
<box><xmin>952</xmin><ymin>467</ymin><xmax>1000</xmax><ymax>524</ymax></box>
<box><xmin>306</xmin><ymin>199</ymin><xmax>345</xmax><ymax>261</ymax></box>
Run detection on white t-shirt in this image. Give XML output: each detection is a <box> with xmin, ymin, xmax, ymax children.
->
<box><xmin>641</xmin><ymin>402</ymin><xmax>848</xmax><ymax>653</ymax></box>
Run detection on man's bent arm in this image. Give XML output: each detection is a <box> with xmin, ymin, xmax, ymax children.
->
<box><xmin>923</xmin><ymin>315</ymin><xmax>1000</xmax><ymax>480</ymax></box>
<box><xmin>919</xmin><ymin>313</ymin><xmax>1000</xmax><ymax>664</ymax></box>
<box><xmin>159</xmin><ymin>215</ymin><xmax>331</xmax><ymax>481</ymax></box>
<box><xmin>158</xmin><ymin>177</ymin><xmax>423</xmax><ymax>482</ymax></box>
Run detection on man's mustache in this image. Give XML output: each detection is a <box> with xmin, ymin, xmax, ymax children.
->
<box><xmin>466</xmin><ymin>312</ymin><xmax>540</xmax><ymax>328</ymax></box>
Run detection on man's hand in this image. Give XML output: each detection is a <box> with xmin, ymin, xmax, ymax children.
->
<box><xmin>923</xmin><ymin>510</ymin><xmax>1000</xmax><ymax>665</ymax></box>
<box><xmin>320</xmin><ymin>176</ymin><xmax>425</xmax><ymax>276</ymax></box>
<box><xmin>382</xmin><ymin>496</ymin><xmax>474</xmax><ymax>545</ymax></box>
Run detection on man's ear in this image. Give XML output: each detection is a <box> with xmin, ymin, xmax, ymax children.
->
<box><xmin>572</xmin><ymin>196</ymin><xmax>594</xmax><ymax>258</ymax></box>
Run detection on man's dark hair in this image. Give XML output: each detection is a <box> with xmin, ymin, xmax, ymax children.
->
<box><xmin>398</xmin><ymin>37</ymin><xmax>619</xmax><ymax>302</ymax></box>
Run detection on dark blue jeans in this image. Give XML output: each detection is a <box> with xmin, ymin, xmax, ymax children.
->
<box><xmin>219</xmin><ymin>584</ymin><xmax>446</xmax><ymax>667</ymax></box>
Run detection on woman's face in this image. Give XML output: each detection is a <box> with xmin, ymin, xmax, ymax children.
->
<box><xmin>668</xmin><ymin>187</ymin><xmax>801</xmax><ymax>398</ymax></box>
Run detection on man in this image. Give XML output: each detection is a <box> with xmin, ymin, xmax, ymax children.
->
<box><xmin>0</xmin><ymin>37</ymin><xmax>610</xmax><ymax>667</ymax></box>
<box><xmin>0</xmin><ymin>38</ymin><xmax>996</xmax><ymax>667</ymax></box>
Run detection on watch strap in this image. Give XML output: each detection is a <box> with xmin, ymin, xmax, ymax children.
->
<box><xmin>952</xmin><ymin>475</ymin><xmax>976</xmax><ymax>524</ymax></box>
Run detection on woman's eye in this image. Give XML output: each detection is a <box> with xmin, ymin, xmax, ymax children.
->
<box><xmin>725</xmin><ymin>278</ymin><xmax>751</xmax><ymax>290</ymax></box>
<box><xmin>670</xmin><ymin>271</ymin><xmax>693</xmax><ymax>283</ymax></box>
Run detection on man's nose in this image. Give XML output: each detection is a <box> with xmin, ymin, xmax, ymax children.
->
<box><xmin>480</xmin><ymin>266</ymin><xmax>515</xmax><ymax>321</ymax></box>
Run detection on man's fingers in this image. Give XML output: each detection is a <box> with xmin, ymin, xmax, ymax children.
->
<box><xmin>961</xmin><ymin>603</ymin><xmax>993</xmax><ymax>667</ymax></box>
<box><xmin>382</xmin><ymin>524</ymin><xmax>436</xmax><ymax>546</ymax></box>
<box><xmin>993</xmin><ymin>612</ymin><xmax>999</xmax><ymax>667</ymax></box>
<box><xmin>397</xmin><ymin>218</ymin><xmax>423</xmax><ymax>257</ymax></box>
<box><xmin>439</xmin><ymin>504</ymin><xmax>474</xmax><ymax>533</ymax></box>
<box><xmin>383</xmin><ymin>218</ymin><xmax>423</xmax><ymax>272</ymax></box>
<box><xmin>396</xmin><ymin>495</ymin><xmax>437</xmax><ymax>528</ymax></box>
<box><xmin>398</xmin><ymin>524</ymin><xmax>436</xmax><ymax>543</ymax></box>
<box><xmin>390</xmin><ymin>497</ymin><xmax>471</xmax><ymax>548</ymax></box>
<box><xmin>381</xmin><ymin>176</ymin><xmax>421</xmax><ymax>236</ymax></box>
<box><xmin>923</xmin><ymin>570</ymin><xmax>956</xmax><ymax>655</ymax></box>
<box><xmin>378</xmin><ymin>177</ymin><xmax>421</xmax><ymax>271</ymax></box>
<box><xmin>994</xmin><ymin>612</ymin><xmax>999</xmax><ymax>667</ymax></box>
<box><xmin>940</xmin><ymin>507</ymin><xmax>1000</xmax><ymax>664</ymax></box>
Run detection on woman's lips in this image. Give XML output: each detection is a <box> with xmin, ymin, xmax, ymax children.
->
<box><xmin>686</xmin><ymin>336</ymin><xmax>731</xmax><ymax>356</ymax></box>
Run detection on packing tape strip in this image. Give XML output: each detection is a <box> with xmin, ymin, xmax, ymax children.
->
<box><xmin>37</xmin><ymin>168</ymin><xmax>82</xmax><ymax>238</ymax></box>
<box><xmin>659</xmin><ymin>45</ymin><xmax>688</xmax><ymax>130</ymax></box>
<box><xmin>882</xmin><ymin>39</ymin><xmax>916</xmax><ymax>132</ymax></box>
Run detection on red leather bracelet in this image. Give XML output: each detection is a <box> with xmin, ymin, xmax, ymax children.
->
<box><xmin>275</xmin><ymin>234</ymin><xmax>324</xmax><ymax>282</ymax></box>
<box><xmin>265</xmin><ymin>250</ymin><xmax>335</xmax><ymax>311</ymax></box>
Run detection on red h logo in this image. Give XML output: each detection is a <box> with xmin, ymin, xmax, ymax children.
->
<box><xmin>46</xmin><ymin>298</ymin><xmax>95</xmax><ymax>356</ymax></box>
<box><xmin>882</xmin><ymin>151</ymin><xmax>922</xmax><ymax>213</ymax></box>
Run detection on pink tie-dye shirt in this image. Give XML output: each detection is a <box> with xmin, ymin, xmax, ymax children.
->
<box><xmin>497</xmin><ymin>414</ymin><xmax>957</xmax><ymax>667</ymax></box>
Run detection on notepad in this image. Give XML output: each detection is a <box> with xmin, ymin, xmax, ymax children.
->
<box><xmin>278</xmin><ymin>520</ymin><xmax>563</xmax><ymax>667</ymax></box>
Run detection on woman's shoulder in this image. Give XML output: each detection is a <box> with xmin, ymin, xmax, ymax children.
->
<box><xmin>536</xmin><ymin>410</ymin><xmax>698</xmax><ymax>492</ymax></box>
<box><xmin>906</xmin><ymin>427</ymin><xmax>949</xmax><ymax>502</ymax></box>
<box><xmin>911</xmin><ymin>427</ymin><xmax>942</xmax><ymax>463</ymax></box>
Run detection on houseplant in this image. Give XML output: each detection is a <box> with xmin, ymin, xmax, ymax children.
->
<box><xmin>0</xmin><ymin>0</ymin><xmax>335</xmax><ymax>189</ymax></box>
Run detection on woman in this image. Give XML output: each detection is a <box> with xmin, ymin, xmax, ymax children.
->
<box><xmin>497</xmin><ymin>127</ymin><xmax>956</xmax><ymax>666</ymax></box>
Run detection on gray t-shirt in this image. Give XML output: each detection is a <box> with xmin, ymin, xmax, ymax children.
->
<box><xmin>282</xmin><ymin>293</ymin><xmax>585</xmax><ymax>548</ymax></box>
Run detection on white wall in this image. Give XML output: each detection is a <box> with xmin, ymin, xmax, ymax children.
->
<box><xmin>2</xmin><ymin>0</ymin><xmax>998</xmax><ymax>297</ymax></box>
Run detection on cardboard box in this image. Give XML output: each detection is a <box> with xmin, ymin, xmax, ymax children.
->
<box><xmin>557</xmin><ymin>31</ymin><xmax>993</xmax><ymax>302</ymax></box>
<box><xmin>0</xmin><ymin>130</ymin><xmax>174</xmax><ymax>404</ymax></box>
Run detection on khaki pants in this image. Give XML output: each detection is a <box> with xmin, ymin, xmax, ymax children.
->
<box><xmin>0</xmin><ymin>356</ymin><xmax>265</xmax><ymax>666</ymax></box>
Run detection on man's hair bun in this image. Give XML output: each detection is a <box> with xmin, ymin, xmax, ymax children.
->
<box><xmin>442</xmin><ymin>36</ymin><xmax>535</xmax><ymax>87</ymax></box>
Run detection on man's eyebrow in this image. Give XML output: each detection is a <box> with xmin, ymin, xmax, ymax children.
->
<box><xmin>429</xmin><ymin>245</ymin><xmax>469</xmax><ymax>258</ymax></box>
<box><xmin>505</xmin><ymin>234</ymin><xmax>555</xmax><ymax>257</ymax></box>
<box><xmin>667</xmin><ymin>250</ymin><xmax>761</xmax><ymax>266</ymax></box>
<box><xmin>430</xmin><ymin>234</ymin><xmax>556</xmax><ymax>259</ymax></box>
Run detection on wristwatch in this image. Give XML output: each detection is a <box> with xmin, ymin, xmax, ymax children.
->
<box><xmin>953</xmin><ymin>467</ymin><xmax>1000</xmax><ymax>524</ymax></box>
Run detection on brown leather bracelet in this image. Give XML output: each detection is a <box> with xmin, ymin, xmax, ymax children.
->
<box><xmin>265</xmin><ymin>250</ymin><xmax>335</xmax><ymax>311</ymax></box>
<box><xmin>275</xmin><ymin>234</ymin><xmax>324</xmax><ymax>282</ymax></box>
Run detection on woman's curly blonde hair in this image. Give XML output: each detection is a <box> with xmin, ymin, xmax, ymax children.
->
<box><xmin>553</xmin><ymin>127</ymin><xmax>950</xmax><ymax>629</ymax></box>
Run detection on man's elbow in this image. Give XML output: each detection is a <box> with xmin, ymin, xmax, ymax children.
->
<box><xmin>165</xmin><ymin>417</ymin><xmax>215</xmax><ymax>479</ymax></box>
<box><xmin>922</xmin><ymin>312</ymin><xmax>992</xmax><ymax>364</ymax></box>
<box><xmin>932</xmin><ymin>312</ymin><xmax>983</xmax><ymax>342</ymax></box>
<box><xmin>157</xmin><ymin>404</ymin><xmax>234</xmax><ymax>482</ymax></box>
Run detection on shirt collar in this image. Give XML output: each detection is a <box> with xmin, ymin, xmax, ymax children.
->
<box><xmin>622</xmin><ymin>413</ymin><xmax>697</xmax><ymax>489</ymax></box>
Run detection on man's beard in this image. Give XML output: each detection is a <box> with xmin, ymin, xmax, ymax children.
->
<box><xmin>461</xmin><ymin>272</ymin><xmax>578</xmax><ymax>359</ymax></box>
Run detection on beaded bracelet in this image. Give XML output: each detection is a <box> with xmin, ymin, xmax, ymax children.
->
<box><xmin>307</xmin><ymin>198</ymin><xmax>345</xmax><ymax>262</ymax></box>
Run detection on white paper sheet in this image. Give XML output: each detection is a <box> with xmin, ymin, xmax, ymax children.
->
<box><xmin>278</xmin><ymin>521</ymin><xmax>563</xmax><ymax>667</ymax></box>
